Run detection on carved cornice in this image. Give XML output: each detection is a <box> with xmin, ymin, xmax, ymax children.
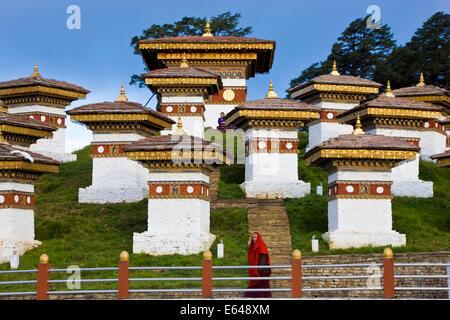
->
<box><xmin>69</xmin><ymin>113</ymin><xmax>172</xmax><ymax>130</ymax></box>
<box><xmin>139</xmin><ymin>42</ymin><xmax>275</xmax><ymax>51</ymax></box>
<box><xmin>0</xmin><ymin>86</ymin><xmax>87</xmax><ymax>100</ymax></box>
<box><xmin>157</xmin><ymin>52</ymin><xmax>258</xmax><ymax>60</ymax></box>
<box><xmin>0</xmin><ymin>161</ymin><xmax>59</xmax><ymax>174</ymax></box>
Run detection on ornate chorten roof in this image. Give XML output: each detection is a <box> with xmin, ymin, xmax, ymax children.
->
<box><xmin>430</xmin><ymin>150</ymin><xmax>450</xmax><ymax>167</ymax></box>
<box><xmin>224</xmin><ymin>81</ymin><xmax>319</xmax><ymax>129</ymax></box>
<box><xmin>142</xmin><ymin>57</ymin><xmax>223</xmax><ymax>97</ymax></box>
<box><xmin>0</xmin><ymin>143</ymin><xmax>60</xmax><ymax>175</ymax></box>
<box><xmin>391</xmin><ymin>73</ymin><xmax>449</xmax><ymax>108</ymax></box>
<box><xmin>303</xmin><ymin>133</ymin><xmax>419</xmax><ymax>167</ymax></box>
<box><xmin>288</xmin><ymin>62</ymin><xmax>382</xmax><ymax>102</ymax></box>
<box><xmin>0</xmin><ymin>100</ymin><xmax>56</xmax><ymax>147</ymax></box>
<box><xmin>0</xmin><ymin>64</ymin><xmax>90</xmax><ymax>108</ymax></box>
<box><xmin>67</xmin><ymin>86</ymin><xmax>174</xmax><ymax>136</ymax></box>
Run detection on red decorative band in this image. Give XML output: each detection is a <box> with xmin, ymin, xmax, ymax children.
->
<box><xmin>421</xmin><ymin>120</ymin><xmax>446</xmax><ymax>134</ymax></box>
<box><xmin>91</xmin><ymin>143</ymin><xmax>129</xmax><ymax>157</ymax></box>
<box><xmin>207</xmin><ymin>88</ymin><xmax>247</xmax><ymax>104</ymax></box>
<box><xmin>328</xmin><ymin>181</ymin><xmax>392</xmax><ymax>200</ymax></box>
<box><xmin>148</xmin><ymin>181</ymin><xmax>210</xmax><ymax>200</ymax></box>
<box><xmin>0</xmin><ymin>191</ymin><xmax>35</xmax><ymax>209</ymax></box>
<box><xmin>403</xmin><ymin>138</ymin><xmax>420</xmax><ymax>148</ymax></box>
<box><xmin>22</xmin><ymin>113</ymin><xmax>66</xmax><ymax>128</ymax></box>
<box><xmin>245</xmin><ymin>138</ymin><xmax>299</xmax><ymax>155</ymax></box>
<box><xmin>160</xmin><ymin>104</ymin><xmax>204</xmax><ymax>116</ymax></box>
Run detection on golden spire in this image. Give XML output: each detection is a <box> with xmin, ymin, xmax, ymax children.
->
<box><xmin>202</xmin><ymin>17</ymin><xmax>213</xmax><ymax>37</ymax></box>
<box><xmin>174</xmin><ymin>116</ymin><xmax>186</xmax><ymax>135</ymax></box>
<box><xmin>385</xmin><ymin>80</ymin><xmax>395</xmax><ymax>97</ymax></box>
<box><xmin>353</xmin><ymin>114</ymin><xmax>365</xmax><ymax>135</ymax></box>
<box><xmin>416</xmin><ymin>72</ymin><xmax>425</xmax><ymax>87</ymax></box>
<box><xmin>30</xmin><ymin>63</ymin><xmax>42</xmax><ymax>78</ymax></box>
<box><xmin>330</xmin><ymin>60</ymin><xmax>340</xmax><ymax>76</ymax></box>
<box><xmin>116</xmin><ymin>84</ymin><xmax>128</xmax><ymax>102</ymax></box>
<box><xmin>266</xmin><ymin>80</ymin><xmax>278</xmax><ymax>98</ymax></box>
<box><xmin>180</xmin><ymin>53</ymin><xmax>189</xmax><ymax>68</ymax></box>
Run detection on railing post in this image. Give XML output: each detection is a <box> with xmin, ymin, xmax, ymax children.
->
<box><xmin>292</xmin><ymin>249</ymin><xmax>302</xmax><ymax>298</ymax></box>
<box><xmin>118</xmin><ymin>251</ymin><xmax>130</xmax><ymax>299</ymax></box>
<box><xmin>202</xmin><ymin>250</ymin><xmax>213</xmax><ymax>298</ymax></box>
<box><xmin>36</xmin><ymin>254</ymin><xmax>50</xmax><ymax>300</ymax></box>
<box><xmin>383</xmin><ymin>248</ymin><xmax>394</xmax><ymax>299</ymax></box>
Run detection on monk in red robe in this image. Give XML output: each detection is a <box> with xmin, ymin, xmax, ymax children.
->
<box><xmin>244</xmin><ymin>232</ymin><xmax>272</xmax><ymax>298</ymax></box>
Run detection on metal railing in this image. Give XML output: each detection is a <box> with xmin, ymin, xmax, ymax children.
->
<box><xmin>0</xmin><ymin>249</ymin><xmax>448</xmax><ymax>299</ymax></box>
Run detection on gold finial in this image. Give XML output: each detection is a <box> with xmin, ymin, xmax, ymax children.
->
<box><xmin>266</xmin><ymin>80</ymin><xmax>278</xmax><ymax>98</ymax></box>
<box><xmin>292</xmin><ymin>249</ymin><xmax>301</xmax><ymax>259</ymax></box>
<box><xmin>120</xmin><ymin>251</ymin><xmax>129</xmax><ymax>261</ymax></box>
<box><xmin>385</xmin><ymin>80</ymin><xmax>395</xmax><ymax>97</ymax></box>
<box><xmin>353</xmin><ymin>113</ymin><xmax>365</xmax><ymax>135</ymax></box>
<box><xmin>383</xmin><ymin>247</ymin><xmax>393</xmax><ymax>259</ymax></box>
<box><xmin>416</xmin><ymin>72</ymin><xmax>425</xmax><ymax>87</ymax></box>
<box><xmin>40</xmin><ymin>254</ymin><xmax>49</xmax><ymax>264</ymax></box>
<box><xmin>116</xmin><ymin>84</ymin><xmax>128</xmax><ymax>102</ymax></box>
<box><xmin>180</xmin><ymin>53</ymin><xmax>189</xmax><ymax>68</ymax></box>
<box><xmin>30</xmin><ymin>63</ymin><xmax>42</xmax><ymax>78</ymax></box>
<box><xmin>203</xmin><ymin>250</ymin><xmax>212</xmax><ymax>260</ymax></box>
<box><xmin>202</xmin><ymin>17</ymin><xmax>213</xmax><ymax>37</ymax></box>
<box><xmin>174</xmin><ymin>116</ymin><xmax>186</xmax><ymax>135</ymax></box>
<box><xmin>330</xmin><ymin>60</ymin><xmax>340</xmax><ymax>76</ymax></box>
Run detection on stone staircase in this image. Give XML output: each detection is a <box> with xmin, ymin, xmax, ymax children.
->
<box><xmin>209</xmin><ymin>167</ymin><xmax>221</xmax><ymax>202</ymax></box>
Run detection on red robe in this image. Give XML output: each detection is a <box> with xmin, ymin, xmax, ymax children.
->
<box><xmin>247</xmin><ymin>232</ymin><xmax>271</xmax><ymax>288</ymax></box>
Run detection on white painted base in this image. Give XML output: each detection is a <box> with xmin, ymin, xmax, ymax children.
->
<box><xmin>30</xmin><ymin>128</ymin><xmax>77</xmax><ymax>163</ymax></box>
<box><xmin>78</xmin><ymin>186</ymin><xmax>148</xmax><ymax>204</ymax></box>
<box><xmin>391</xmin><ymin>154</ymin><xmax>433</xmax><ymax>198</ymax></box>
<box><xmin>162</xmin><ymin>115</ymin><xmax>205</xmax><ymax>139</ymax></box>
<box><xmin>322</xmin><ymin>230</ymin><xmax>406</xmax><ymax>249</ymax></box>
<box><xmin>240</xmin><ymin>180</ymin><xmax>310</xmax><ymax>199</ymax></box>
<box><xmin>306</xmin><ymin>122</ymin><xmax>354</xmax><ymax>152</ymax></box>
<box><xmin>133</xmin><ymin>198</ymin><xmax>215</xmax><ymax>255</ymax></box>
<box><xmin>0</xmin><ymin>240</ymin><xmax>41</xmax><ymax>264</ymax></box>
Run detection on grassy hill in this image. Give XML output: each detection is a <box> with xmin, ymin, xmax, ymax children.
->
<box><xmin>0</xmin><ymin>132</ymin><xmax>449</xmax><ymax>292</ymax></box>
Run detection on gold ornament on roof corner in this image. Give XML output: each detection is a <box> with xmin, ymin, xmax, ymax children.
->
<box><xmin>116</xmin><ymin>84</ymin><xmax>128</xmax><ymax>102</ymax></box>
<box><xmin>174</xmin><ymin>116</ymin><xmax>186</xmax><ymax>135</ymax></box>
<box><xmin>30</xmin><ymin>63</ymin><xmax>42</xmax><ymax>78</ymax></box>
<box><xmin>330</xmin><ymin>60</ymin><xmax>340</xmax><ymax>76</ymax></box>
<box><xmin>416</xmin><ymin>72</ymin><xmax>425</xmax><ymax>87</ymax></box>
<box><xmin>266</xmin><ymin>80</ymin><xmax>278</xmax><ymax>98</ymax></box>
<box><xmin>202</xmin><ymin>17</ymin><xmax>213</xmax><ymax>37</ymax></box>
<box><xmin>180</xmin><ymin>53</ymin><xmax>189</xmax><ymax>68</ymax></box>
<box><xmin>385</xmin><ymin>80</ymin><xmax>395</xmax><ymax>98</ymax></box>
<box><xmin>353</xmin><ymin>114</ymin><xmax>365</xmax><ymax>135</ymax></box>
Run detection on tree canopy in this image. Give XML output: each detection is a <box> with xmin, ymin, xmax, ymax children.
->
<box><xmin>130</xmin><ymin>12</ymin><xmax>252</xmax><ymax>87</ymax></box>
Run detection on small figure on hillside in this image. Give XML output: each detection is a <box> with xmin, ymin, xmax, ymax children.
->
<box><xmin>217</xmin><ymin>112</ymin><xmax>226</xmax><ymax>132</ymax></box>
<box><xmin>244</xmin><ymin>232</ymin><xmax>272</xmax><ymax>298</ymax></box>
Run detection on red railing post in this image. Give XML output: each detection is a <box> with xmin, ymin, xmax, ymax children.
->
<box><xmin>202</xmin><ymin>250</ymin><xmax>213</xmax><ymax>298</ymax></box>
<box><xmin>292</xmin><ymin>249</ymin><xmax>302</xmax><ymax>298</ymax></box>
<box><xmin>36</xmin><ymin>254</ymin><xmax>50</xmax><ymax>300</ymax></box>
<box><xmin>383</xmin><ymin>248</ymin><xmax>394</xmax><ymax>299</ymax></box>
<box><xmin>118</xmin><ymin>251</ymin><xmax>130</xmax><ymax>299</ymax></box>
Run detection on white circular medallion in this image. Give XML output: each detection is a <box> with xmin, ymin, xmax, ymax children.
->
<box><xmin>97</xmin><ymin>146</ymin><xmax>104</xmax><ymax>154</ymax></box>
<box><xmin>207</xmin><ymin>189</ymin><xmax>209</xmax><ymax>196</ymax></box>
<box><xmin>155</xmin><ymin>186</ymin><xmax>163</xmax><ymax>194</ymax></box>
<box><xmin>29</xmin><ymin>115</ymin><xmax>34</xmax><ymax>119</ymax></box>
<box><xmin>166</xmin><ymin>106</ymin><xmax>173</xmax><ymax>113</ymax></box>
<box><xmin>222</xmin><ymin>89</ymin><xmax>235</xmax><ymax>102</ymax></box>
<box><xmin>285</xmin><ymin>142</ymin><xmax>293</xmax><ymax>150</ymax></box>
<box><xmin>190</xmin><ymin>106</ymin><xmax>197</xmax><ymax>113</ymax></box>
<box><xmin>258</xmin><ymin>141</ymin><xmax>266</xmax><ymax>149</ymax></box>
<box><xmin>376</xmin><ymin>186</ymin><xmax>384</xmax><ymax>194</ymax></box>
<box><xmin>187</xmin><ymin>186</ymin><xmax>194</xmax><ymax>194</ymax></box>
<box><xmin>424</xmin><ymin>122</ymin><xmax>429</xmax><ymax>128</ymax></box>
<box><xmin>328</xmin><ymin>189</ymin><xmax>332</xmax><ymax>196</ymax></box>
<box><xmin>41</xmin><ymin>115</ymin><xmax>46</xmax><ymax>122</ymax></box>
<box><xmin>0</xmin><ymin>195</ymin><xmax>4</xmax><ymax>203</ymax></box>
<box><xmin>27</xmin><ymin>196</ymin><xmax>31</xmax><ymax>204</ymax></box>
<box><xmin>14</xmin><ymin>195</ymin><xmax>19</xmax><ymax>203</ymax></box>
<box><xmin>327</xmin><ymin>113</ymin><xmax>334</xmax><ymax>120</ymax></box>
<box><xmin>57</xmin><ymin>118</ymin><xmax>62</xmax><ymax>125</ymax></box>
<box><xmin>346</xmin><ymin>185</ymin><xmax>354</xmax><ymax>193</ymax></box>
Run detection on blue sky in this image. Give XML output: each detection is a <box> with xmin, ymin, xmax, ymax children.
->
<box><xmin>0</xmin><ymin>0</ymin><xmax>448</xmax><ymax>151</ymax></box>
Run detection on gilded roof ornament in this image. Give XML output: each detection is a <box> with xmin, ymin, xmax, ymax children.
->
<box><xmin>180</xmin><ymin>53</ymin><xmax>189</xmax><ymax>68</ymax></box>
<box><xmin>330</xmin><ymin>60</ymin><xmax>340</xmax><ymax>76</ymax></box>
<box><xmin>174</xmin><ymin>116</ymin><xmax>186</xmax><ymax>135</ymax></box>
<box><xmin>385</xmin><ymin>80</ymin><xmax>395</xmax><ymax>98</ymax></box>
<box><xmin>116</xmin><ymin>84</ymin><xmax>128</xmax><ymax>102</ymax></box>
<box><xmin>266</xmin><ymin>80</ymin><xmax>278</xmax><ymax>99</ymax></box>
<box><xmin>353</xmin><ymin>114</ymin><xmax>365</xmax><ymax>135</ymax></box>
<box><xmin>416</xmin><ymin>72</ymin><xmax>425</xmax><ymax>87</ymax></box>
<box><xmin>202</xmin><ymin>17</ymin><xmax>213</xmax><ymax>37</ymax></box>
<box><xmin>30</xmin><ymin>63</ymin><xmax>42</xmax><ymax>78</ymax></box>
